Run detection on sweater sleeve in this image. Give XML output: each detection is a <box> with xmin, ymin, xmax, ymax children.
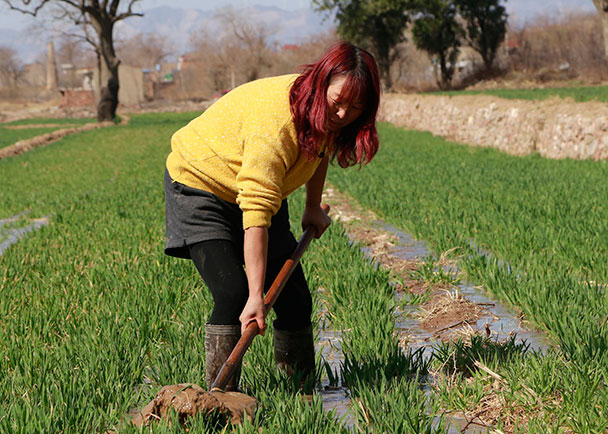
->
<box><xmin>236</xmin><ymin>130</ymin><xmax>294</xmax><ymax>229</ymax></box>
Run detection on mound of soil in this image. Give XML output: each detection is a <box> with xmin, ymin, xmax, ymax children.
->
<box><xmin>418</xmin><ymin>291</ymin><xmax>486</xmax><ymax>336</ymax></box>
<box><xmin>131</xmin><ymin>383</ymin><xmax>255</xmax><ymax>428</ymax></box>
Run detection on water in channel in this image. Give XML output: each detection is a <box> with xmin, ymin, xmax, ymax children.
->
<box><xmin>319</xmin><ymin>214</ymin><xmax>550</xmax><ymax>433</ymax></box>
<box><xmin>0</xmin><ymin>211</ymin><xmax>50</xmax><ymax>256</ymax></box>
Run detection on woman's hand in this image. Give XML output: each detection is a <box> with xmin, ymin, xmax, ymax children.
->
<box><xmin>302</xmin><ymin>203</ymin><xmax>331</xmax><ymax>238</ymax></box>
<box><xmin>239</xmin><ymin>294</ymin><xmax>266</xmax><ymax>336</ymax></box>
<box><xmin>243</xmin><ymin>226</ymin><xmax>268</xmax><ymax>336</ymax></box>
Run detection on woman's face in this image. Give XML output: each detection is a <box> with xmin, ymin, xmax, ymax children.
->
<box><xmin>326</xmin><ymin>75</ymin><xmax>364</xmax><ymax>132</ymax></box>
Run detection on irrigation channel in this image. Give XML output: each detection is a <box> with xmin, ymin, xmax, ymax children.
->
<box><xmin>0</xmin><ymin>211</ymin><xmax>49</xmax><ymax>256</ymax></box>
<box><xmin>317</xmin><ymin>185</ymin><xmax>550</xmax><ymax>433</ymax></box>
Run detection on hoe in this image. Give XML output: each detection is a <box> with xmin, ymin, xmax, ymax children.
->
<box><xmin>132</xmin><ymin>205</ymin><xmax>330</xmax><ymax>427</ymax></box>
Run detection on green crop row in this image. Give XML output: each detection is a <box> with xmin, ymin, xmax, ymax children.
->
<box><xmin>430</xmin><ymin>84</ymin><xmax>608</xmax><ymax>102</ymax></box>
<box><xmin>0</xmin><ymin>112</ymin><xmax>451</xmax><ymax>432</ymax></box>
<box><xmin>327</xmin><ymin>123</ymin><xmax>608</xmax><ymax>431</ymax></box>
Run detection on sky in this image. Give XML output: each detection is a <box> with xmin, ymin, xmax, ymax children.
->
<box><xmin>0</xmin><ymin>0</ymin><xmax>309</xmax><ymax>29</ymax></box>
<box><xmin>0</xmin><ymin>0</ymin><xmax>596</xmax><ymax>30</ymax></box>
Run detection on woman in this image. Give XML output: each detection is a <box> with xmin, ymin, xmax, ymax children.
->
<box><xmin>164</xmin><ymin>41</ymin><xmax>380</xmax><ymax>392</ymax></box>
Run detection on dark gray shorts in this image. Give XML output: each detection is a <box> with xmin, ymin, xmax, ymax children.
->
<box><xmin>164</xmin><ymin>169</ymin><xmax>291</xmax><ymax>259</ymax></box>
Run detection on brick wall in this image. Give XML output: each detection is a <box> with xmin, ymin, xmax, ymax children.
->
<box><xmin>60</xmin><ymin>89</ymin><xmax>95</xmax><ymax>108</ymax></box>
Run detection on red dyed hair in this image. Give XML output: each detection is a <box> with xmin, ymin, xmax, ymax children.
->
<box><xmin>289</xmin><ymin>41</ymin><xmax>381</xmax><ymax>167</ymax></box>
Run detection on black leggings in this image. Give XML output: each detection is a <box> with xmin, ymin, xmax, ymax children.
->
<box><xmin>188</xmin><ymin>238</ymin><xmax>312</xmax><ymax>331</ymax></box>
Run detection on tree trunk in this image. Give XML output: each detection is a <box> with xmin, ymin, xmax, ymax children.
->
<box><xmin>97</xmin><ymin>53</ymin><xmax>119</xmax><ymax>122</ymax></box>
<box><xmin>593</xmin><ymin>0</ymin><xmax>608</xmax><ymax>59</ymax></box>
<box><xmin>93</xmin><ymin>19</ymin><xmax>120</xmax><ymax>122</ymax></box>
<box><xmin>375</xmin><ymin>43</ymin><xmax>393</xmax><ymax>91</ymax></box>
<box><xmin>438</xmin><ymin>53</ymin><xmax>450</xmax><ymax>90</ymax></box>
<box><xmin>379</xmin><ymin>54</ymin><xmax>393</xmax><ymax>91</ymax></box>
<box><xmin>483</xmin><ymin>51</ymin><xmax>496</xmax><ymax>77</ymax></box>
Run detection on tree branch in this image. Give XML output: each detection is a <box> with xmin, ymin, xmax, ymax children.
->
<box><xmin>54</xmin><ymin>0</ymin><xmax>83</xmax><ymax>10</ymax></box>
<box><xmin>2</xmin><ymin>0</ymin><xmax>51</xmax><ymax>16</ymax></box>
<box><xmin>593</xmin><ymin>0</ymin><xmax>608</xmax><ymax>13</ymax></box>
<box><xmin>113</xmin><ymin>0</ymin><xmax>142</xmax><ymax>22</ymax></box>
<box><xmin>109</xmin><ymin>0</ymin><xmax>118</xmax><ymax>15</ymax></box>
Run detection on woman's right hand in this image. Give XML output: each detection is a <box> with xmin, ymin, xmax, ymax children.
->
<box><xmin>239</xmin><ymin>294</ymin><xmax>267</xmax><ymax>336</ymax></box>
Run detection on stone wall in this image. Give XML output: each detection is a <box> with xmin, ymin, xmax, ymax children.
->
<box><xmin>379</xmin><ymin>93</ymin><xmax>608</xmax><ymax>160</ymax></box>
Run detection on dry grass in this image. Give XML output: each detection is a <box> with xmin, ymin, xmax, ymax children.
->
<box><xmin>508</xmin><ymin>12</ymin><xmax>607</xmax><ymax>83</ymax></box>
<box><xmin>436</xmin><ymin>359</ymin><xmax>565</xmax><ymax>433</ymax></box>
<box><xmin>418</xmin><ymin>289</ymin><xmax>486</xmax><ymax>335</ymax></box>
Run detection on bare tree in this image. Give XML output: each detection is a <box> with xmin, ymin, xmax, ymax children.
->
<box><xmin>2</xmin><ymin>0</ymin><xmax>143</xmax><ymax>121</ymax></box>
<box><xmin>187</xmin><ymin>29</ymin><xmax>233</xmax><ymax>96</ymax></box>
<box><xmin>267</xmin><ymin>30</ymin><xmax>338</xmax><ymax>77</ymax></box>
<box><xmin>117</xmin><ymin>32</ymin><xmax>173</xmax><ymax>68</ymax></box>
<box><xmin>593</xmin><ymin>0</ymin><xmax>608</xmax><ymax>58</ymax></box>
<box><xmin>507</xmin><ymin>12</ymin><xmax>606</xmax><ymax>81</ymax></box>
<box><xmin>0</xmin><ymin>45</ymin><xmax>24</xmax><ymax>88</ymax></box>
<box><xmin>182</xmin><ymin>7</ymin><xmax>276</xmax><ymax>99</ymax></box>
<box><xmin>56</xmin><ymin>35</ymin><xmax>94</xmax><ymax>87</ymax></box>
<box><xmin>215</xmin><ymin>7</ymin><xmax>275</xmax><ymax>82</ymax></box>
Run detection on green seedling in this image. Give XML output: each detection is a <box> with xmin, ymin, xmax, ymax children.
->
<box><xmin>433</xmin><ymin>335</ymin><xmax>530</xmax><ymax>377</ymax></box>
<box><xmin>412</xmin><ymin>255</ymin><xmax>459</xmax><ymax>286</ymax></box>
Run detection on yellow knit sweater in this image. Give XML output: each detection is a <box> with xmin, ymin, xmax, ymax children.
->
<box><xmin>167</xmin><ymin>74</ymin><xmax>328</xmax><ymax>229</ymax></box>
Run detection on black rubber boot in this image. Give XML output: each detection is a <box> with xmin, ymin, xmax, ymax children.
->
<box><xmin>273</xmin><ymin>323</ymin><xmax>315</xmax><ymax>392</ymax></box>
<box><xmin>204</xmin><ymin>324</ymin><xmax>241</xmax><ymax>391</ymax></box>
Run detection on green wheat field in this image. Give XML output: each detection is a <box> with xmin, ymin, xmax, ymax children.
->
<box><xmin>1</xmin><ymin>111</ymin><xmax>607</xmax><ymax>432</ymax></box>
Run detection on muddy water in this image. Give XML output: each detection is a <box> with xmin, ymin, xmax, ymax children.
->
<box><xmin>370</xmin><ymin>220</ymin><xmax>431</xmax><ymax>261</ymax></box>
<box><xmin>0</xmin><ymin>211</ymin><xmax>49</xmax><ymax>255</ymax></box>
<box><xmin>317</xmin><ymin>326</ymin><xmax>355</xmax><ymax>428</ymax></box>
<box><xmin>398</xmin><ymin>281</ymin><xmax>549</xmax><ymax>358</ymax></box>
<box><xmin>367</xmin><ymin>219</ymin><xmax>549</xmax><ymax>354</ymax></box>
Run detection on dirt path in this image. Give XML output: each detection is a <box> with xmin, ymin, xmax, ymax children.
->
<box><xmin>3</xmin><ymin>123</ymin><xmax>79</xmax><ymax>129</ymax></box>
<box><xmin>0</xmin><ymin>114</ymin><xmax>130</xmax><ymax>160</ymax></box>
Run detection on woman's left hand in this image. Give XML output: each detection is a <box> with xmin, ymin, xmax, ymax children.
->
<box><xmin>301</xmin><ymin>204</ymin><xmax>331</xmax><ymax>238</ymax></box>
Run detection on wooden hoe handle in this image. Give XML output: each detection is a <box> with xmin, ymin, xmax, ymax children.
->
<box><xmin>211</xmin><ymin>204</ymin><xmax>330</xmax><ymax>391</ymax></box>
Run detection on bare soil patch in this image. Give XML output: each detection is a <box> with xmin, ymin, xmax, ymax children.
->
<box><xmin>0</xmin><ymin>99</ymin><xmax>208</xmax><ymax>124</ymax></box>
<box><xmin>130</xmin><ymin>383</ymin><xmax>255</xmax><ymax>428</ymax></box>
<box><xmin>3</xmin><ymin>123</ymin><xmax>78</xmax><ymax>129</ymax></box>
<box><xmin>0</xmin><ymin>99</ymin><xmax>95</xmax><ymax>123</ymax></box>
<box><xmin>418</xmin><ymin>290</ymin><xmax>486</xmax><ymax>337</ymax></box>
